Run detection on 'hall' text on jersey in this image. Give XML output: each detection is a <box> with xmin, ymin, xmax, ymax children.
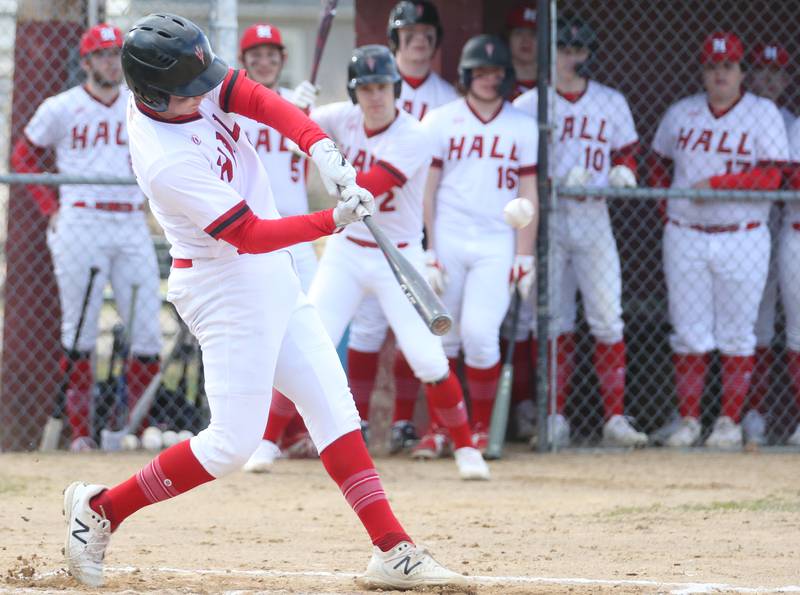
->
<box><xmin>398</xmin><ymin>71</ymin><xmax>458</xmax><ymax>121</ymax></box>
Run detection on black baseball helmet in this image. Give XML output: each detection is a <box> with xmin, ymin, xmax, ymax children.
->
<box><xmin>122</xmin><ymin>13</ymin><xmax>228</xmax><ymax>112</ymax></box>
<box><xmin>556</xmin><ymin>15</ymin><xmax>597</xmax><ymax>76</ymax></box>
<box><xmin>387</xmin><ymin>0</ymin><xmax>443</xmax><ymax>51</ymax></box>
<box><xmin>458</xmin><ymin>34</ymin><xmax>515</xmax><ymax>98</ymax></box>
<box><xmin>347</xmin><ymin>44</ymin><xmax>402</xmax><ymax>103</ymax></box>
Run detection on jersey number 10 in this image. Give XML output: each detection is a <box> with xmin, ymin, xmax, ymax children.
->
<box><xmin>584</xmin><ymin>146</ymin><xmax>605</xmax><ymax>172</ymax></box>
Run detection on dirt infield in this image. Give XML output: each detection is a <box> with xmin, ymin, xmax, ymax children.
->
<box><xmin>1</xmin><ymin>448</ymin><xmax>799</xmax><ymax>594</ymax></box>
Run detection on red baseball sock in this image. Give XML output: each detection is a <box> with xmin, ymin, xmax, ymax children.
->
<box><xmin>64</xmin><ymin>353</ymin><xmax>93</xmax><ymax>440</ymax></box>
<box><xmin>720</xmin><ymin>355</ymin><xmax>754</xmax><ymax>422</ymax></box>
<box><xmin>532</xmin><ymin>335</ymin><xmax>575</xmax><ymax>414</ymax></box>
<box><xmin>347</xmin><ymin>349</ymin><xmax>379</xmax><ymax>421</ymax></box>
<box><xmin>424</xmin><ymin>373</ymin><xmax>472</xmax><ymax>449</ymax></box>
<box><xmin>465</xmin><ymin>363</ymin><xmax>501</xmax><ymax>428</ymax></box>
<box><xmin>90</xmin><ymin>440</ymin><xmax>214</xmax><ymax>532</ymax></box>
<box><xmin>747</xmin><ymin>346</ymin><xmax>773</xmax><ymax>413</ymax></box>
<box><xmin>673</xmin><ymin>353</ymin><xmax>707</xmax><ymax>419</ymax></box>
<box><xmin>263</xmin><ymin>390</ymin><xmax>296</xmax><ymax>442</ymax></box>
<box><xmin>511</xmin><ymin>337</ymin><xmax>532</xmax><ymax>405</ymax></box>
<box><xmin>320</xmin><ymin>430</ymin><xmax>411</xmax><ymax>551</ymax></box>
<box><xmin>594</xmin><ymin>341</ymin><xmax>626</xmax><ymax>419</ymax></box>
<box><xmin>127</xmin><ymin>355</ymin><xmax>160</xmax><ymax>433</ymax></box>
<box><xmin>787</xmin><ymin>350</ymin><xmax>800</xmax><ymax>408</ymax></box>
<box><xmin>392</xmin><ymin>351</ymin><xmax>420</xmax><ymax>423</ymax></box>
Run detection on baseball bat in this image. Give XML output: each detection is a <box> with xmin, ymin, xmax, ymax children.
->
<box><xmin>484</xmin><ymin>289</ymin><xmax>523</xmax><ymax>460</ymax></box>
<box><xmin>113</xmin><ymin>284</ymin><xmax>139</xmax><ymax>428</ymax></box>
<box><xmin>39</xmin><ymin>266</ymin><xmax>100</xmax><ymax>451</ymax></box>
<box><xmin>361</xmin><ymin>214</ymin><xmax>452</xmax><ymax>336</ymax></box>
<box><xmin>309</xmin><ymin>0</ymin><xmax>339</xmax><ymax>85</ymax></box>
<box><xmin>93</xmin><ymin>322</ymin><xmax>125</xmax><ymax>442</ymax></box>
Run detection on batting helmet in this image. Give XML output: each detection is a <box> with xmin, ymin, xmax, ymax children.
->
<box><xmin>458</xmin><ymin>34</ymin><xmax>515</xmax><ymax>99</ymax></box>
<box><xmin>347</xmin><ymin>45</ymin><xmax>402</xmax><ymax>104</ymax></box>
<box><xmin>122</xmin><ymin>13</ymin><xmax>228</xmax><ymax>112</ymax></box>
<box><xmin>80</xmin><ymin>24</ymin><xmax>123</xmax><ymax>57</ymax></box>
<box><xmin>387</xmin><ymin>0</ymin><xmax>443</xmax><ymax>51</ymax></box>
<box><xmin>556</xmin><ymin>16</ymin><xmax>597</xmax><ymax>77</ymax></box>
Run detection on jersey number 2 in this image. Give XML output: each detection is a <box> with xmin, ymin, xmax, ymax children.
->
<box><xmin>378</xmin><ymin>190</ymin><xmax>396</xmax><ymax>212</ymax></box>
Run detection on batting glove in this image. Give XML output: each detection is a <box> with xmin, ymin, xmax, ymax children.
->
<box><xmin>333</xmin><ymin>185</ymin><xmax>375</xmax><ymax>228</ymax></box>
<box><xmin>425</xmin><ymin>249</ymin><xmax>448</xmax><ymax>295</ymax></box>
<box><xmin>510</xmin><ymin>254</ymin><xmax>535</xmax><ymax>300</ymax></box>
<box><xmin>563</xmin><ymin>165</ymin><xmax>592</xmax><ymax>188</ymax></box>
<box><xmin>608</xmin><ymin>165</ymin><xmax>637</xmax><ymax>188</ymax></box>
<box><xmin>291</xmin><ymin>80</ymin><xmax>319</xmax><ymax>111</ymax></box>
<box><xmin>309</xmin><ymin>138</ymin><xmax>357</xmax><ymax>196</ymax></box>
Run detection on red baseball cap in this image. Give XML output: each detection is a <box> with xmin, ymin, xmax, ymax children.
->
<box><xmin>79</xmin><ymin>23</ymin><xmax>123</xmax><ymax>57</ymax></box>
<box><xmin>700</xmin><ymin>32</ymin><xmax>744</xmax><ymax>64</ymax></box>
<box><xmin>751</xmin><ymin>43</ymin><xmax>790</xmax><ymax>67</ymax></box>
<box><xmin>506</xmin><ymin>5</ymin><xmax>537</xmax><ymax>30</ymax></box>
<box><xmin>240</xmin><ymin>23</ymin><xmax>284</xmax><ymax>54</ymax></box>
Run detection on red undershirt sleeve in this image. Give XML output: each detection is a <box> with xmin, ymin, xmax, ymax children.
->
<box><xmin>355</xmin><ymin>160</ymin><xmax>406</xmax><ymax>196</ymax></box>
<box><xmin>709</xmin><ymin>164</ymin><xmax>782</xmax><ymax>190</ymax></box>
<box><xmin>646</xmin><ymin>152</ymin><xmax>673</xmax><ymax>189</ymax></box>
<box><xmin>611</xmin><ymin>141</ymin><xmax>641</xmax><ymax>178</ymax></box>
<box><xmin>218</xmin><ymin>69</ymin><xmax>328</xmax><ymax>154</ymax></box>
<box><xmin>10</xmin><ymin>136</ymin><xmax>58</xmax><ymax>216</ymax></box>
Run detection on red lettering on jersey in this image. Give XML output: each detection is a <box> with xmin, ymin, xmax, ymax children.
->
<box><xmin>467</xmin><ymin>135</ymin><xmax>484</xmax><ymax>158</ymax></box>
<box><xmin>215</xmin><ymin>132</ymin><xmax>237</xmax><ymax>163</ymax></box>
<box><xmin>560</xmin><ymin>116</ymin><xmax>574</xmax><ymax>141</ymax></box>
<box><xmin>215</xmin><ymin>131</ymin><xmax>236</xmax><ymax>182</ymax></box>
<box><xmin>510</xmin><ymin>143</ymin><xmax>519</xmax><ymax>162</ymax></box>
<box><xmin>717</xmin><ymin>131</ymin><xmax>732</xmax><ymax>154</ymax></box>
<box><xmin>737</xmin><ymin>133</ymin><xmax>751</xmax><ymax>156</ymax></box>
<box><xmin>254</xmin><ymin>128</ymin><xmax>271</xmax><ymax>152</ymax></box>
<box><xmin>114</xmin><ymin>122</ymin><xmax>125</xmax><ymax>145</ymax></box>
<box><xmin>676</xmin><ymin>127</ymin><xmax>692</xmax><ymax>150</ymax></box>
<box><xmin>401</xmin><ymin>99</ymin><xmax>428</xmax><ymax>120</ymax></box>
<box><xmin>448</xmin><ymin>136</ymin><xmax>465</xmax><ymax>160</ymax></box>
<box><xmin>402</xmin><ymin>100</ymin><xmax>413</xmax><ymax>115</ymax></box>
<box><xmin>597</xmin><ymin>119</ymin><xmax>608</xmax><ymax>143</ymax></box>
<box><xmin>212</xmin><ymin>114</ymin><xmax>241</xmax><ymax>142</ymax></box>
<box><xmin>418</xmin><ymin>103</ymin><xmax>428</xmax><ymax>119</ymax></box>
<box><xmin>579</xmin><ymin>117</ymin><xmax>593</xmax><ymax>140</ymax></box>
<box><xmin>489</xmin><ymin>136</ymin><xmax>505</xmax><ymax>159</ymax></box>
<box><xmin>351</xmin><ymin>149</ymin><xmax>368</xmax><ymax>172</ymax></box>
<box><xmin>93</xmin><ymin>121</ymin><xmax>109</xmax><ymax>146</ymax></box>
<box><xmin>691</xmin><ymin>129</ymin><xmax>712</xmax><ymax>152</ymax></box>
<box><xmin>72</xmin><ymin>125</ymin><xmax>88</xmax><ymax>149</ymax></box>
<box><xmin>279</xmin><ymin>135</ymin><xmax>290</xmax><ymax>152</ymax></box>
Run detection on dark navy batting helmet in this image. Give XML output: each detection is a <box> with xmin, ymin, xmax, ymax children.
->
<box><xmin>556</xmin><ymin>16</ymin><xmax>598</xmax><ymax>77</ymax></box>
<box><xmin>458</xmin><ymin>34</ymin><xmax>515</xmax><ymax>99</ymax></box>
<box><xmin>387</xmin><ymin>0</ymin><xmax>443</xmax><ymax>51</ymax></box>
<box><xmin>347</xmin><ymin>45</ymin><xmax>402</xmax><ymax>103</ymax></box>
<box><xmin>122</xmin><ymin>13</ymin><xmax>228</xmax><ymax>112</ymax></box>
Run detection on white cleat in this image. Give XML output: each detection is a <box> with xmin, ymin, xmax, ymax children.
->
<box><xmin>602</xmin><ymin>414</ymin><xmax>648</xmax><ymax>448</ymax></box>
<box><xmin>787</xmin><ymin>423</ymin><xmax>800</xmax><ymax>446</ymax></box>
<box><xmin>454</xmin><ymin>446</ymin><xmax>490</xmax><ymax>481</ymax></box>
<box><xmin>63</xmin><ymin>482</ymin><xmax>111</xmax><ymax>587</ymax></box>
<box><xmin>243</xmin><ymin>440</ymin><xmax>282</xmax><ymax>473</ymax></box>
<box><xmin>704</xmin><ymin>416</ymin><xmax>743</xmax><ymax>450</ymax></box>
<box><xmin>356</xmin><ymin>541</ymin><xmax>468</xmax><ymax>590</ymax></box>
<box><xmin>664</xmin><ymin>416</ymin><xmax>702</xmax><ymax>448</ymax></box>
<box><xmin>742</xmin><ymin>410</ymin><xmax>766</xmax><ymax>445</ymax></box>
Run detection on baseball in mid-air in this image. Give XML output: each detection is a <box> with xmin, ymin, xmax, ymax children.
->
<box><xmin>503</xmin><ymin>197</ymin><xmax>535</xmax><ymax>229</ymax></box>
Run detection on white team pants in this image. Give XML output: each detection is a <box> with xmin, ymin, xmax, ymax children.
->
<box><xmin>663</xmin><ymin>221</ymin><xmax>769</xmax><ymax>356</ymax></box>
<box><xmin>166</xmin><ymin>251</ymin><xmax>360</xmax><ymax>478</ymax></box>
<box><xmin>309</xmin><ymin>234</ymin><xmax>449</xmax><ymax>382</ymax></box>
<box><xmin>287</xmin><ymin>241</ymin><xmax>318</xmax><ymax>292</ymax></box>
<box><xmin>436</xmin><ymin>227</ymin><xmax>514</xmax><ymax>368</ymax></box>
<box><xmin>753</xmin><ymin>205</ymin><xmax>782</xmax><ymax>347</ymax></box>
<box><xmin>779</xmin><ymin>221</ymin><xmax>800</xmax><ymax>351</ymax></box>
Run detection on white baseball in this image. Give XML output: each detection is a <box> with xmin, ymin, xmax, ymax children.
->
<box><xmin>503</xmin><ymin>197</ymin><xmax>535</xmax><ymax>229</ymax></box>
<box><xmin>161</xmin><ymin>430</ymin><xmax>180</xmax><ymax>448</ymax></box>
<box><xmin>141</xmin><ymin>426</ymin><xmax>163</xmax><ymax>451</ymax></box>
<box><xmin>121</xmin><ymin>434</ymin><xmax>140</xmax><ymax>451</ymax></box>
<box><xmin>177</xmin><ymin>429</ymin><xmax>195</xmax><ymax>442</ymax></box>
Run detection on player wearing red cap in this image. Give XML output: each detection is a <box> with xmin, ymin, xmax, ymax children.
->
<box><xmin>650</xmin><ymin>32</ymin><xmax>789</xmax><ymax>449</ymax></box>
<box><xmin>11</xmin><ymin>24</ymin><xmax>162</xmax><ymax>450</ymax></box>
<box><xmin>506</xmin><ymin>4</ymin><xmax>538</xmax><ymax>100</ymax></box>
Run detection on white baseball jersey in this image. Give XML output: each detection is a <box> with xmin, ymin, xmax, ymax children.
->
<box><xmin>398</xmin><ymin>71</ymin><xmax>458</xmax><ymax>121</ymax></box>
<box><xmin>514</xmin><ymin>81</ymin><xmax>638</xmax><ymax>187</ymax></box>
<box><xmin>311</xmin><ymin>102</ymin><xmax>432</xmax><ymax>245</ymax></box>
<box><xmin>787</xmin><ymin>117</ymin><xmax>800</xmax><ymax>224</ymax></box>
<box><xmin>236</xmin><ymin>87</ymin><xmax>308</xmax><ymax>217</ymax></box>
<box><xmin>781</xmin><ymin>106</ymin><xmax>796</xmax><ymax>132</ymax></box>
<box><xmin>421</xmin><ymin>98</ymin><xmax>537</xmax><ymax>233</ymax></box>
<box><xmin>127</xmin><ymin>86</ymin><xmax>280</xmax><ymax>260</ymax></box>
<box><xmin>24</xmin><ymin>85</ymin><xmax>140</xmax><ymax>206</ymax></box>
<box><xmin>652</xmin><ymin>92</ymin><xmax>789</xmax><ymax>225</ymax></box>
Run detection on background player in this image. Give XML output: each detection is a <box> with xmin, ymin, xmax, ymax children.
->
<box><xmin>650</xmin><ymin>32</ymin><xmax>789</xmax><ymax>449</ymax></box>
<box><xmin>11</xmin><ymin>24</ymin><xmax>162</xmax><ymax>451</ymax></box>
<box><xmin>422</xmin><ymin>34</ymin><xmax>538</xmax><ymax>451</ymax></box>
<box><xmin>308</xmin><ymin>44</ymin><xmax>488</xmax><ymax>480</ymax></box>
<box><xmin>506</xmin><ymin>4</ymin><xmax>537</xmax><ymax>100</ymax></box>
<box><xmin>63</xmin><ymin>14</ymin><xmax>465</xmax><ymax>590</ymax></box>
<box><xmin>514</xmin><ymin>16</ymin><xmax>647</xmax><ymax>448</ymax></box>
<box><xmin>741</xmin><ymin>43</ymin><xmax>794</xmax><ymax>445</ymax></box>
<box><xmin>235</xmin><ymin>22</ymin><xmax>322</xmax><ymax>471</ymax></box>
<box><xmin>344</xmin><ymin>0</ymin><xmax>459</xmax><ymax>456</ymax></box>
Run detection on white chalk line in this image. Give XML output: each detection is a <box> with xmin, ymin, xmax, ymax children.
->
<box><xmin>5</xmin><ymin>566</ymin><xmax>800</xmax><ymax>594</ymax></box>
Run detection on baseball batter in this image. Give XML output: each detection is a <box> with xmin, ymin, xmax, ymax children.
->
<box><xmin>422</xmin><ymin>34</ymin><xmax>538</xmax><ymax>451</ymax></box>
<box><xmin>345</xmin><ymin>0</ymin><xmax>459</xmax><ymax>457</ymax></box>
<box><xmin>783</xmin><ymin>117</ymin><xmax>800</xmax><ymax>445</ymax></box>
<box><xmin>12</xmin><ymin>24</ymin><xmax>161</xmax><ymax>451</ymax></box>
<box><xmin>651</xmin><ymin>32</ymin><xmax>788</xmax><ymax>449</ymax></box>
<box><xmin>62</xmin><ymin>14</ymin><xmax>465</xmax><ymax>591</ymax></box>
<box><xmin>741</xmin><ymin>43</ymin><xmax>795</xmax><ymax>444</ymax></box>
<box><xmin>514</xmin><ymin>16</ymin><xmax>648</xmax><ymax>448</ymax></box>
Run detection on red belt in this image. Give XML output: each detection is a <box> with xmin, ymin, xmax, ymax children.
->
<box><xmin>669</xmin><ymin>219</ymin><xmax>761</xmax><ymax>234</ymax></box>
<box><xmin>172</xmin><ymin>258</ymin><xmax>193</xmax><ymax>268</ymax></box>
<box><xmin>563</xmin><ymin>196</ymin><xmax>603</xmax><ymax>203</ymax></box>
<box><xmin>73</xmin><ymin>201</ymin><xmax>144</xmax><ymax>212</ymax></box>
<box><xmin>346</xmin><ymin>236</ymin><xmax>408</xmax><ymax>249</ymax></box>
<box><xmin>793</xmin><ymin>223</ymin><xmax>800</xmax><ymax>231</ymax></box>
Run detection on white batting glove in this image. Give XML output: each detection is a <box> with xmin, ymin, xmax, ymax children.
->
<box><xmin>608</xmin><ymin>164</ymin><xmax>637</xmax><ymax>188</ymax></box>
<box><xmin>309</xmin><ymin>138</ymin><xmax>357</xmax><ymax>196</ymax></box>
<box><xmin>290</xmin><ymin>80</ymin><xmax>319</xmax><ymax>111</ymax></box>
<box><xmin>510</xmin><ymin>254</ymin><xmax>535</xmax><ymax>300</ymax></box>
<box><xmin>563</xmin><ymin>165</ymin><xmax>592</xmax><ymax>188</ymax></box>
<box><xmin>425</xmin><ymin>249</ymin><xmax>447</xmax><ymax>295</ymax></box>
<box><xmin>332</xmin><ymin>188</ymin><xmax>375</xmax><ymax>228</ymax></box>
